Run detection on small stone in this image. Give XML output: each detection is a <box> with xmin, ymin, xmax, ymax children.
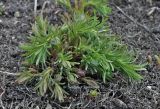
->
<box><xmin>147</xmin><ymin>86</ymin><xmax>152</xmax><ymax>89</ymax></box>
<box><xmin>128</xmin><ymin>0</ymin><xmax>134</xmax><ymax>3</ymax></box>
<box><xmin>13</xmin><ymin>67</ymin><xmax>17</xmax><ymax>71</ymax></box>
<box><xmin>0</xmin><ymin>36</ymin><xmax>2</xmax><ymax>39</ymax></box>
<box><xmin>45</xmin><ymin>103</ymin><xmax>52</xmax><ymax>109</ymax></box>
<box><xmin>0</xmin><ymin>19</ymin><xmax>2</xmax><ymax>23</ymax></box>
<box><xmin>14</xmin><ymin>11</ymin><xmax>20</xmax><ymax>18</ymax></box>
<box><xmin>12</xmin><ymin>36</ymin><xmax>15</xmax><ymax>40</ymax></box>
<box><xmin>15</xmin><ymin>105</ymin><xmax>20</xmax><ymax>109</ymax></box>
<box><xmin>35</xmin><ymin>106</ymin><xmax>40</xmax><ymax>109</ymax></box>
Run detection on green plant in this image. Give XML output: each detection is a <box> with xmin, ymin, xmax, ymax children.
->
<box><xmin>89</xmin><ymin>89</ymin><xmax>99</xmax><ymax>97</ymax></box>
<box><xmin>17</xmin><ymin>0</ymin><xmax>145</xmax><ymax>102</ymax></box>
<box><xmin>0</xmin><ymin>5</ymin><xmax>4</xmax><ymax>16</ymax></box>
<box><xmin>56</xmin><ymin>0</ymin><xmax>111</xmax><ymax>16</ymax></box>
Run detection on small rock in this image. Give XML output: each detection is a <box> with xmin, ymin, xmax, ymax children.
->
<box><xmin>45</xmin><ymin>103</ymin><xmax>52</xmax><ymax>109</ymax></box>
<box><xmin>15</xmin><ymin>105</ymin><xmax>20</xmax><ymax>109</ymax></box>
<box><xmin>35</xmin><ymin>106</ymin><xmax>40</xmax><ymax>109</ymax></box>
<box><xmin>128</xmin><ymin>0</ymin><xmax>134</xmax><ymax>3</ymax></box>
<box><xmin>147</xmin><ymin>86</ymin><xmax>152</xmax><ymax>90</ymax></box>
<box><xmin>0</xmin><ymin>19</ymin><xmax>2</xmax><ymax>23</ymax></box>
<box><xmin>12</xmin><ymin>36</ymin><xmax>15</xmax><ymax>40</ymax></box>
<box><xmin>14</xmin><ymin>11</ymin><xmax>20</xmax><ymax>18</ymax></box>
<box><xmin>0</xmin><ymin>2</ymin><xmax>3</xmax><ymax>6</ymax></box>
<box><xmin>13</xmin><ymin>67</ymin><xmax>17</xmax><ymax>71</ymax></box>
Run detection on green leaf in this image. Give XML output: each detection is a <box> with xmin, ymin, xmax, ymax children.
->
<box><xmin>54</xmin><ymin>83</ymin><xmax>66</xmax><ymax>102</ymax></box>
<box><xmin>81</xmin><ymin>77</ymin><xmax>99</xmax><ymax>89</ymax></box>
<box><xmin>89</xmin><ymin>89</ymin><xmax>99</xmax><ymax>97</ymax></box>
<box><xmin>16</xmin><ymin>71</ymin><xmax>35</xmax><ymax>83</ymax></box>
<box><xmin>35</xmin><ymin>67</ymin><xmax>53</xmax><ymax>96</ymax></box>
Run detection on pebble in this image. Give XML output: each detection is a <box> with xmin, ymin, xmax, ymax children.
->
<box><xmin>128</xmin><ymin>0</ymin><xmax>134</xmax><ymax>3</ymax></box>
<box><xmin>0</xmin><ymin>19</ymin><xmax>2</xmax><ymax>23</ymax></box>
<box><xmin>13</xmin><ymin>67</ymin><xmax>17</xmax><ymax>71</ymax></box>
<box><xmin>14</xmin><ymin>11</ymin><xmax>20</xmax><ymax>18</ymax></box>
<box><xmin>12</xmin><ymin>36</ymin><xmax>15</xmax><ymax>40</ymax></box>
<box><xmin>35</xmin><ymin>106</ymin><xmax>40</xmax><ymax>109</ymax></box>
<box><xmin>0</xmin><ymin>2</ymin><xmax>3</xmax><ymax>6</ymax></box>
<box><xmin>147</xmin><ymin>86</ymin><xmax>152</xmax><ymax>90</ymax></box>
<box><xmin>45</xmin><ymin>104</ymin><xmax>52</xmax><ymax>109</ymax></box>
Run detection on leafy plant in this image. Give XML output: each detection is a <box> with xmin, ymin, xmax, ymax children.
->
<box><xmin>0</xmin><ymin>4</ymin><xmax>4</xmax><ymax>16</ymax></box>
<box><xmin>56</xmin><ymin>0</ymin><xmax>111</xmax><ymax>16</ymax></box>
<box><xmin>89</xmin><ymin>89</ymin><xmax>99</xmax><ymax>97</ymax></box>
<box><xmin>17</xmin><ymin>0</ymin><xmax>145</xmax><ymax>102</ymax></box>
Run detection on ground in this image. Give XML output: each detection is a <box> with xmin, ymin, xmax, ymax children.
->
<box><xmin>0</xmin><ymin>0</ymin><xmax>160</xmax><ymax>109</ymax></box>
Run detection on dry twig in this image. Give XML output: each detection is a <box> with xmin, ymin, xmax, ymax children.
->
<box><xmin>0</xmin><ymin>87</ymin><xmax>5</xmax><ymax>109</ymax></box>
<box><xmin>113</xmin><ymin>4</ymin><xmax>160</xmax><ymax>41</ymax></box>
<box><xmin>40</xmin><ymin>1</ymin><xmax>50</xmax><ymax>17</ymax></box>
<box><xmin>83</xmin><ymin>100</ymin><xmax>91</xmax><ymax>108</ymax></box>
<box><xmin>115</xmin><ymin>5</ymin><xmax>151</xmax><ymax>33</ymax></box>
<box><xmin>34</xmin><ymin>0</ymin><xmax>38</xmax><ymax>18</ymax></box>
<box><xmin>0</xmin><ymin>71</ymin><xmax>20</xmax><ymax>76</ymax></box>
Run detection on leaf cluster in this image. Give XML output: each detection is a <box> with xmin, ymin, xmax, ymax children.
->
<box><xmin>56</xmin><ymin>0</ymin><xmax>111</xmax><ymax>24</ymax></box>
<box><xmin>18</xmin><ymin>0</ymin><xmax>145</xmax><ymax>102</ymax></box>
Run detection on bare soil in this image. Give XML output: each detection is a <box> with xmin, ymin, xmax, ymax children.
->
<box><xmin>0</xmin><ymin>0</ymin><xmax>160</xmax><ymax>109</ymax></box>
